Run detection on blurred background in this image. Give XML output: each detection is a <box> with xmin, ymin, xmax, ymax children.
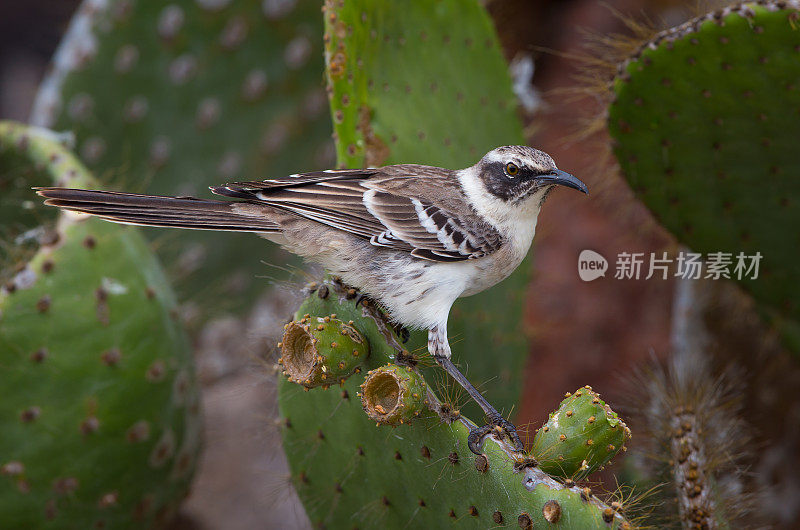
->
<box><xmin>3</xmin><ymin>0</ymin><xmax>799</xmax><ymax>528</ymax></box>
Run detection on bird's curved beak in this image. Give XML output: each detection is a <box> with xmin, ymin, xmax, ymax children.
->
<box><xmin>540</xmin><ymin>169</ymin><xmax>588</xmax><ymax>195</ymax></box>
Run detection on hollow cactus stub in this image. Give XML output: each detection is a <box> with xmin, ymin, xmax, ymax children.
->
<box><xmin>360</xmin><ymin>364</ymin><xmax>427</xmax><ymax>426</ymax></box>
<box><xmin>280</xmin><ymin>315</ymin><xmax>368</xmax><ymax>388</ymax></box>
<box><xmin>532</xmin><ymin>386</ymin><xmax>630</xmax><ymax>479</ymax></box>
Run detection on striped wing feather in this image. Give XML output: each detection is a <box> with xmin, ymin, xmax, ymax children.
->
<box><xmin>212</xmin><ymin>169</ymin><xmax>502</xmax><ymax>261</ymax></box>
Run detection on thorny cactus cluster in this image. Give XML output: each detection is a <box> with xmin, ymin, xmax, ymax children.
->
<box><xmin>10</xmin><ymin>0</ymin><xmax>797</xmax><ymax>526</ymax></box>
<box><xmin>31</xmin><ymin>0</ymin><xmax>335</xmax><ymax>321</ymax></box>
<box><xmin>0</xmin><ymin>121</ymin><xmax>200</xmax><ymax>528</ymax></box>
<box><xmin>278</xmin><ymin>279</ymin><xmax>633</xmax><ymax>529</ymax></box>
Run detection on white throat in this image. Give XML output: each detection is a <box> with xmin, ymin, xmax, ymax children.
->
<box><xmin>456</xmin><ymin>166</ymin><xmax>544</xmax><ymax>253</ymax></box>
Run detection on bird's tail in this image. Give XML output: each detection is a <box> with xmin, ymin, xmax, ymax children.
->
<box><xmin>35</xmin><ymin>188</ymin><xmax>279</xmax><ymax>233</ymax></box>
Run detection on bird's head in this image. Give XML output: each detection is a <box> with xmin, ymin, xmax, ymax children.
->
<box><xmin>474</xmin><ymin>145</ymin><xmax>588</xmax><ymax>206</ymax></box>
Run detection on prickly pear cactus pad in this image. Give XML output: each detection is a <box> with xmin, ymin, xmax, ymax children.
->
<box><xmin>322</xmin><ymin>0</ymin><xmax>529</xmax><ymax>419</ymax></box>
<box><xmin>532</xmin><ymin>387</ymin><xmax>630</xmax><ymax>480</ymax></box>
<box><xmin>608</xmin><ymin>2</ymin><xmax>800</xmax><ymax>330</ymax></box>
<box><xmin>0</xmin><ymin>121</ymin><xmax>200</xmax><ymax>528</ymax></box>
<box><xmin>323</xmin><ymin>0</ymin><xmax>524</xmax><ymax>169</ymax></box>
<box><xmin>32</xmin><ymin>0</ymin><xmax>334</xmax><ymax>317</ymax></box>
<box><xmin>278</xmin><ymin>281</ymin><xmax>632</xmax><ymax>529</ymax></box>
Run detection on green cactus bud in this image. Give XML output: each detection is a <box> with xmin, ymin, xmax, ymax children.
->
<box><xmin>532</xmin><ymin>386</ymin><xmax>631</xmax><ymax>479</ymax></box>
<box><xmin>280</xmin><ymin>316</ymin><xmax>368</xmax><ymax>388</ymax></box>
<box><xmin>360</xmin><ymin>364</ymin><xmax>427</xmax><ymax>426</ymax></box>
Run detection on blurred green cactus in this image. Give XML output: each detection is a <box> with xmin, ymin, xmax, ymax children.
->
<box><xmin>0</xmin><ymin>121</ymin><xmax>200</xmax><ymax>528</ymax></box>
<box><xmin>278</xmin><ymin>279</ymin><xmax>632</xmax><ymax>529</ymax></box>
<box><xmin>32</xmin><ymin>0</ymin><xmax>335</xmax><ymax>320</ymax></box>
<box><xmin>532</xmin><ymin>386</ymin><xmax>630</xmax><ymax>479</ymax></box>
<box><xmin>608</xmin><ymin>1</ymin><xmax>800</xmax><ymax>346</ymax></box>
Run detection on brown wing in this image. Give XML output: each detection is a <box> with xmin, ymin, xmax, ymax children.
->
<box><xmin>211</xmin><ymin>167</ymin><xmax>503</xmax><ymax>261</ymax></box>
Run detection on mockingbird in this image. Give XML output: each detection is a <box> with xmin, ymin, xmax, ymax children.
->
<box><xmin>37</xmin><ymin>145</ymin><xmax>587</xmax><ymax>454</ymax></box>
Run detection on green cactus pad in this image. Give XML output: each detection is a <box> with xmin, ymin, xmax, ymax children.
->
<box><xmin>279</xmin><ymin>281</ymin><xmax>631</xmax><ymax>529</ymax></box>
<box><xmin>323</xmin><ymin>0</ymin><xmax>523</xmax><ymax>168</ymax></box>
<box><xmin>322</xmin><ymin>0</ymin><xmax>529</xmax><ymax>419</ymax></box>
<box><xmin>280</xmin><ymin>315</ymin><xmax>368</xmax><ymax>388</ymax></box>
<box><xmin>608</xmin><ymin>2</ymin><xmax>800</xmax><ymax>334</ymax></box>
<box><xmin>532</xmin><ymin>387</ymin><xmax>630</xmax><ymax>479</ymax></box>
<box><xmin>33</xmin><ymin>0</ymin><xmax>334</xmax><ymax>318</ymax></box>
<box><xmin>360</xmin><ymin>364</ymin><xmax>427</xmax><ymax>426</ymax></box>
<box><xmin>0</xmin><ymin>121</ymin><xmax>200</xmax><ymax>528</ymax></box>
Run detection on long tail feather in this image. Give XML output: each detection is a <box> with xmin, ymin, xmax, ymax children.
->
<box><xmin>35</xmin><ymin>188</ymin><xmax>279</xmax><ymax>233</ymax></box>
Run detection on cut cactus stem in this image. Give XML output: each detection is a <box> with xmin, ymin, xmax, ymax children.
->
<box><xmin>280</xmin><ymin>316</ymin><xmax>368</xmax><ymax>388</ymax></box>
<box><xmin>360</xmin><ymin>364</ymin><xmax>427</xmax><ymax>426</ymax></box>
<box><xmin>532</xmin><ymin>386</ymin><xmax>631</xmax><ymax>479</ymax></box>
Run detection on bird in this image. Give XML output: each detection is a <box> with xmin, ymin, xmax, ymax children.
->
<box><xmin>37</xmin><ymin>145</ymin><xmax>587</xmax><ymax>455</ymax></box>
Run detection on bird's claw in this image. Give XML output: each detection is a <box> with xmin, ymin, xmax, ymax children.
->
<box><xmin>354</xmin><ymin>292</ymin><xmax>370</xmax><ymax>307</ymax></box>
<box><xmin>467</xmin><ymin>413</ymin><xmax>524</xmax><ymax>455</ymax></box>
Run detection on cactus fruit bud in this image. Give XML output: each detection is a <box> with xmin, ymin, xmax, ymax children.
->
<box><xmin>532</xmin><ymin>386</ymin><xmax>630</xmax><ymax>478</ymax></box>
<box><xmin>280</xmin><ymin>317</ymin><xmax>368</xmax><ymax>389</ymax></box>
<box><xmin>360</xmin><ymin>364</ymin><xmax>427</xmax><ymax>426</ymax></box>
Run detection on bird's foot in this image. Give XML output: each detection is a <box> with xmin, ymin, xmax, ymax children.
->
<box><xmin>467</xmin><ymin>413</ymin><xmax>524</xmax><ymax>455</ymax></box>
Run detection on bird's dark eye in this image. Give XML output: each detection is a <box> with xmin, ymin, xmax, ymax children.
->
<box><xmin>505</xmin><ymin>163</ymin><xmax>519</xmax><ymax>177</ymax></box>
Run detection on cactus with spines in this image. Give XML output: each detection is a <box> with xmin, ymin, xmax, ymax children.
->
<box><xmin>279</xmin><ymin>315</ymin><xmax>369</xmax><ymax>388</ymax></box>
<box><xmin>279</xmin><ymin>279</ymin><xmax>633</xmax><ymax>529</ymax></box>
<box><xmin>532</xmin><ymin>387</ymin><xmax>631</xmax><ymax>480</ymax></box>
<box><xmin>32</xmin><ymin>0</ymin><xmax>334</xmax><ymax>320</ymax></box>
<box><xmin>0</xmin><ymin>121</ymin><xmax>200</xmax><ymax>528</ymax></box>
<box><xmin>360</xmin><ymin>364</ymin><xmax>428</xmax><ymax>426</ymax></box>
<box><xmin>608</xmin><ymin>0</ymin><xmax>800</xmax><ymax>346</ymax></box>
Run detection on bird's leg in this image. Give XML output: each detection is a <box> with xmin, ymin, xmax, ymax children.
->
<box><xmin>428</xmin><ymin>325</ymin><xmax>524</xmax><ymax>455</ymax></box>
